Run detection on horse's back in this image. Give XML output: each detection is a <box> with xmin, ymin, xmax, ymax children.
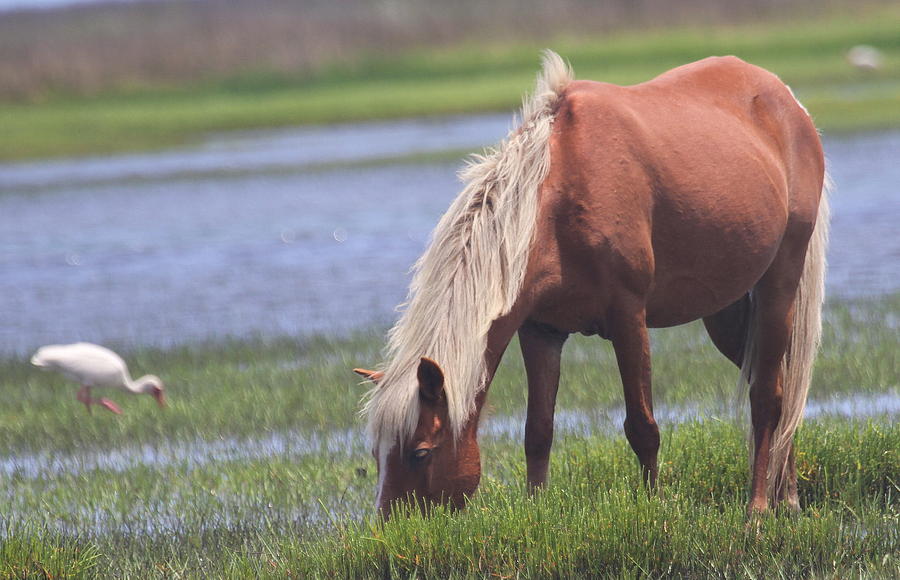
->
<box><xmin>559</xmin><ymin>56</ymin><xmax>823</xmax><ymax>184</ymax></box>
<box><xmin>532</xmin><ymin>57</ymin><xmax>825</xmax><ymax>329</ymax></box>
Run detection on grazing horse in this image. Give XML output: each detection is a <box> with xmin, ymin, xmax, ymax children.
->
<box><xmin>355</xmin><ymin>51</ymin><xmax>829</xmax><ymax>517</ymax></box>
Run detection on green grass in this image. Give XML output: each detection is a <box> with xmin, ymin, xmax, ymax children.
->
<box><xmin>293</xmin><ymin>422</ymin><xmax>898</xmax><ymax>578</ymax></box>
<box><xmin>1</xmin><ymin>4</ymin><xmax>898</xmax><ymax>161</ymax></box>
<box><xmin>0</xmin><ymin>294</ymin><xmax>897</xmax><ymax>577</ymax></box>
<box><xmin>2</xmin><ymin>422</ymin><xmax>896</xmax><ymax>577</ymax></box>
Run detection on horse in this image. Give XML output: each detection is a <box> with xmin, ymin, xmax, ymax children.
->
<box><xmin>355</xmin><ymin>51</ymin><xmax>829</xmax><ymax>517</ymax></box>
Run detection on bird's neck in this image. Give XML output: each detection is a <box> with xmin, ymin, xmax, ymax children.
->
<box><xmin>128</xmin><ymin>375</ymin><xmax>154</xmax><ymax>394</ymax></box>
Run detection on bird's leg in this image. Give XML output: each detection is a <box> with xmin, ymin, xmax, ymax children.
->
<box><xmin>75</xmin><ymin>385</ymin><xmax>122</xmax><ymax>414</ymax></box>
<box><xmin>76</xmin><ymin>385</ymin><xmax>93</xmax><ymax>414</ymax></box>
<box><xmin>97</xmin><ymin>398</ymin><xmax>123</xmax><ymax>414</ymax></box>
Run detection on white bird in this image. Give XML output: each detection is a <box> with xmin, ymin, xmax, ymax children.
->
<box><xmin>31</xmin><ymin>342</ymin><xmax>166</xmax><ymax>414</ymax></box>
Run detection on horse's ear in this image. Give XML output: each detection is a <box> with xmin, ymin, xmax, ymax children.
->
<box><xmin>353</xmin><ymin>368</ymin><xmax>384</xmax><ymax>384</ymax></box>
<box><xmin>417</xmin><ymin>357</ymin><xmax>445</xmax><ymax>403</ymax></box>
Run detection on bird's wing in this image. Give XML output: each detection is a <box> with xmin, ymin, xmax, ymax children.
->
<box><xmin>31</xmin><ymin>343</ymin><xmax>128</xmax><ymax>387</ymax></box>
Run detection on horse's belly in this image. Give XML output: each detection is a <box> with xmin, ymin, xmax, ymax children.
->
<box><xmin>644</xmin><ymin>189</ymin><xmax>787</xmax><ymax>327</ymax></box>
<box><xmin>645</xmin><ymin>270</ymin><xmax>759</xmax><ymax>328</ymax></box>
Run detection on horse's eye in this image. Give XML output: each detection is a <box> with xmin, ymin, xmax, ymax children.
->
<box><xmin>411</xmin><ymin>447</ymin><xmax>432</xmax><ymax>463</ymax></box>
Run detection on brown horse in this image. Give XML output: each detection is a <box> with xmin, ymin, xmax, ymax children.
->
<box><xmin>355</xmin><ymin>51</ymin><xmax>829</xmax><ymax>517</ymax></box>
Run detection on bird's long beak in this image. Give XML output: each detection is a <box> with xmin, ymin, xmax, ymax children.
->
<box><xmin>154</xmin><ymin>388</ymin><xmax>167</xmax><ymax>408</ymax></box>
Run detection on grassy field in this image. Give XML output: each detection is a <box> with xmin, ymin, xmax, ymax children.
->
<box><xmin>1</xmin><ymin>293</ymin><xmax>897</xmax><ymax>577</ymax></box>
<box><xmin>0</xmin><ymin>4</ymin><xmax>898</xmax><ymax>161</ymax></box>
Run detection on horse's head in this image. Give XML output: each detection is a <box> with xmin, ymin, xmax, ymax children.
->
<box><xmin>355</xmin><ymin>357</ymin><xmax>481</xmax><ymax>518</ymax></box>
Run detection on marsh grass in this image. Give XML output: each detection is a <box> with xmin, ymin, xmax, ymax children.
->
<box><xmin>0</xmin><ymin>294</ymin><xmax>897</xmax><ymax>577</ymax></box>
<box><xmin>2</xmin><ymin>422</ymin><xmax>896</xmax><ymax>578</ymax></box>
<box><xmin>291</xmin><ymin>427</ymin><xmax>897</xmax><ymax>578</ymax></box>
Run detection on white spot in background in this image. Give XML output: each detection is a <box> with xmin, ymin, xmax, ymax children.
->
<box><xmin>65</xmin><ymin>253</ymin><xmax>81</xmax><ymax>266</ymax></box>
<box><xmin>280</xmin><ymin>229</ymin><xmax>296</xmax><ymax>244</ymax></box>
<box><xmin>333</xmin><ymin>228</ymin><xmax>348</xmax><ymax>243</ymax></box>
<box><xmin>846</xmin><ymin>45</ymin><xmax>883</xmax><ymax>71</ymax></box>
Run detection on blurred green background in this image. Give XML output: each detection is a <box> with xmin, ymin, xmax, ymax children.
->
<box><xmin>1</xmin><ymin>0</ymin><xmax>897</xmax><ymax>159</ymax></box>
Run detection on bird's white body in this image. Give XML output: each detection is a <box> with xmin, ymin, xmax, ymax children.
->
<box><xmin>31</xmin><ymin>342</ymin><xmax>166</xmax><ymax>413</ymax></box>
<box><xmin>32</xmin><ymin>343</ymin><xmax>133</xmax><ymax>390</ymax></box>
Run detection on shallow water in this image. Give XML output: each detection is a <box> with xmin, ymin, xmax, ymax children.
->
<box><xmin>3</xmin><ymin>391</ymin><xmax>896</xmax><ymax>481</ymax></box>
<box><xmin>0</xmin><ymin>117</ymin><xmax>897</xmax><ymax>355</ymax></box>
<box><xmin>0</xmin><ymin>113</ymin><xmax>511</xmax><ymax>193</ymax></box>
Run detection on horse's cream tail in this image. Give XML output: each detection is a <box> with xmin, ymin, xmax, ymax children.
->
<box><xmin>739</xmin><ymin>171</ymin><xmax>831</xmax><ymax>502</ymax></box>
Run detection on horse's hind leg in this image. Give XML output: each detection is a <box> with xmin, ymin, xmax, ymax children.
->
<box><xmin>610</xmin><ymin>306</ymin><xmax>659</xmax><ymax>487</ymax></box>
<box><xmin>745</xmin><ymin>256</ymin><xmax>805</xmax><ymax>514</ymax></box>
<box><xmin>775</xmin><ymin>447</ymin><xmax>800</xmax><ymax>511</ymax></box>
<box><xmin>705</xmin><ymin>293</ymin><xmax>800</xmax><ymax>512</ymax></box>
<box><xmin>519</xmin><ymin>321</ymin><xmax>568</xmax><ymax>492</ymax></box>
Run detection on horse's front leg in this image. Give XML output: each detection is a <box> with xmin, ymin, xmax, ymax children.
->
<box><xmin>610</xmin><ymin>307</ymin><xmax>660</xmax><ymax>487</ymax></box>
<box><xmin>519</xmin><ymin>321</ymin><xmax>567</xmax><ymax>492</ymax></box>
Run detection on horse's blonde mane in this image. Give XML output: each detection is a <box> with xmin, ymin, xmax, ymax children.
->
<box><xmin>362</xmin><ymin>50</ymin><xmax>573</xmax><ymax>453</ymax></box>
